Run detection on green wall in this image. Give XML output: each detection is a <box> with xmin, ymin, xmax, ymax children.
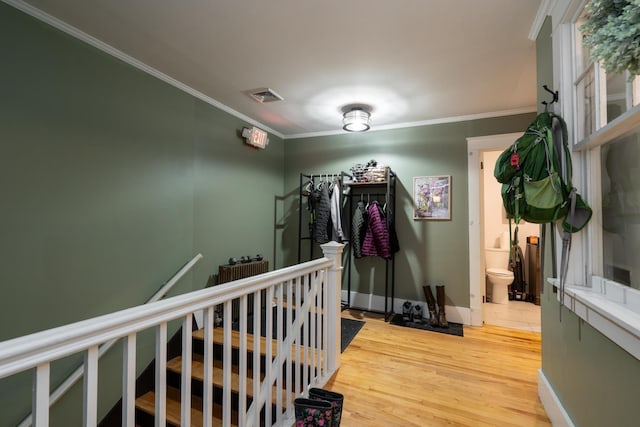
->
<box><xmin>0</xmin><ymin>4</ymin><xmax>283</xmax><ymax>426</ymax></box>
<box><xmin>12</xmin><ymin>3</ymin><xmax>640</xmax><ymax>427</ymax></box>
<box><xmin>537</xmin><ymin>16</ymin><xmax>640</xmax><ymax>427</ymax></box>
<box><xmin>283</xmin><ymin>114</ymin><xmax>535</xmax><ymax>308</ymax></box>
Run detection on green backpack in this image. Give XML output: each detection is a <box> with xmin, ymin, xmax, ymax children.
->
<box><xmin>494</xmin><ymin>112</ymin><xmax>592</xmax><ymax>306</ymax></box>
<box><xmin>494</xmin><ymin>112</ymin><xmax>592</xmax><ymax>232</ymax></box>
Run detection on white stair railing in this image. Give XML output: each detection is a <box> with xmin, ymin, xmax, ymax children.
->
<box><xmin>0</xmin><ymin>242</ymin><xmax>344</xmax><ymax>427</ymax></box>
<box><xmin>16</xmin><ymin>253</ymin><xmax>204</xmax><ymax>427</ymax></box>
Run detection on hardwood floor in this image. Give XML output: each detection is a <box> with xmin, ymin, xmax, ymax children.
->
<box><xmin>324</xmin><ymin>309</ymin><xmax>550</xmax><ymax>427</ymax></box>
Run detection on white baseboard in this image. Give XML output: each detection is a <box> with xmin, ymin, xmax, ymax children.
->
<box><xmin>538</xmin><ymin>369</ymin><xmax>575</xmax><ymax>427</ymax></box>
<box><xmin>341</xmin><ymin>290</ymin><xmax>471</xmax><ymax>325</ymax></box>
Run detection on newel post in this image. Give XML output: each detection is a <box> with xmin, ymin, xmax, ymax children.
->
<box><xmin>320</xmin><ymin>241</ymin><xmax>345</xmax><ymax>373</ymax></box>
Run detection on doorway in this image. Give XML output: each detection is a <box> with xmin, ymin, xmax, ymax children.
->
<box><xmin>466</xmin><ymin>133</ymin><xmax>541</xmax><ymax>331</ymax></box>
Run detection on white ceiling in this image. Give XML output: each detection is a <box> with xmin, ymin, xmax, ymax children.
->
<box><xmin>17</xmin><ymin>0</ymin><xmax>543</xmax><ymax>138</ymax></box>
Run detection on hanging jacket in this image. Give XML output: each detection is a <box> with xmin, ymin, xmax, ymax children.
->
<box><xmin>361</xmin><ymin>201</ymin><xmax>391</xmax><ymax>259</ymax></box>
<box><xmin>387</xmin><ymin>205</ymin><xmax>400</xmax><ymax>255</ymax></box>
<box><xmin>313</xmin><ymin>183</ymin><xmax>331</xmax><ymax>243</ymax></box>
<box><xmin>351</xmin><ymin>200</ymin><xmax>368</xmax><ymax>258</ymax></box>
<box><xmin>330</xmin><ymin>181</ymin><xmax>344</xmax><ymax>242</ymax></box>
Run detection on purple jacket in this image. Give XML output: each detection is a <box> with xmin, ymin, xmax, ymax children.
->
<box><xmin>361</xmin><ymin>202</ymin><xmax>391</xmax><ymax>259</ymax></box>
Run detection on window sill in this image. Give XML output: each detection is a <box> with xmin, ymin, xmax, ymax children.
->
<box><xmin>573</xmin><ymin>103</ymin><xmax>640</xmax><ymax>151</ymax></box>
<box><xmin>548</xmin><ymin>277</ymin><xmax>640</xmax><ymax>361</ymax></box>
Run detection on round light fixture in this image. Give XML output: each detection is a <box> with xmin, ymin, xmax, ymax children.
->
<box><xmin>342</xmin><ymin>108</ymin><xmax>371</xmax><ymax>132</ymax></box>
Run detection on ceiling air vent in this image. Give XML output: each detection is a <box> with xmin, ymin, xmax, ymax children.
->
<box><xmin>246</xmin><ymin>88</ymin><xmax>284</xmax><ymax>103</ymax></box>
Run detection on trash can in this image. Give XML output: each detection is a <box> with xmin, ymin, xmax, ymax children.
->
<box><xmin>525</xmin><ymin>236</ymin><xmax>540</xmax><ymax>305</ymax></box>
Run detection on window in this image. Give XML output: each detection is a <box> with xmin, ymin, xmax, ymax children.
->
<box><xmin>573</xmin><ymin>13</ymin><xmax>639</xmax><ymax>140</ymax></box>
<box><xmin>572</xmin><ymin>6</ymin><xmax>640</xmax><ymax>290</ymax></box>
<box><xmin>550</xmin><ymin>0</ymin><xmax>640</xmax><ymax>360</ymax></box>
<box><xmin>601</xmin><ymin>131</ymin><xmax>640</xmax><ymax>289</ymax></box>
<box><xmin>574</xmin><ymin>14</ymin><xmax>598</xmax><ymax>140</ymax></box>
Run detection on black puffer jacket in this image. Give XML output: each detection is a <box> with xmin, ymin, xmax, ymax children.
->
<box><xmin>351</xmin><ymin>201</ymin><xmax>368</xmax><ymax>258</ymax></box>
<box><xmin>313</xmin><ymin>183</ymin><xmax>331</xmax><ymax>243</ymax></box>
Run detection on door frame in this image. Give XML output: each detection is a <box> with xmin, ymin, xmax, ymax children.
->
<box><xmin>467</xmin><ymin>133</ymin><xmax>520</xmax><ymax>326</ymax></box>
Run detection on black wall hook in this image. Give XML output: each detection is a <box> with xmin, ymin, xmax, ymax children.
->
<box><xmin>541</xmin><ymin>84</ymin><xmax>559</xmax><ymax>111</ymax></box>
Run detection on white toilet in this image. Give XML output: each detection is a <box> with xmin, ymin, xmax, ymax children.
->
<box><xmin>485</xmin><ymin>233</ymin><xmax>514</xmax><ymax>304</ymax></box>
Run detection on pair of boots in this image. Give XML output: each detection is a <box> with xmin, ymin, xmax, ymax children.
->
<box><xmin>422</xmin><ymin>284</ymin><xmax>448</xmax><ymax>328</ymax></box>
<box><xmin>294</xmin><ymin>388</ymin><xmax>344</xmax><ymax>426</ymax></box>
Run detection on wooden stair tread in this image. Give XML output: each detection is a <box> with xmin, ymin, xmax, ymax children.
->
<box><xmin>136</xmin><ymin>326</ymin><xmax>321</xmax><ymax>425</ymax></box>
<box><xmin>192</xmin><ymin>327</ymin><xmax>323</xmax><ymax>363</ymax></box>
<box><xmin>279</xmin><ymin>300</ymin><xmax>324</xmax><ymax>314</ymax></box>
<box><xmin>167</xmin><ymin>355</ymin><xmax>241</xmax><ymax>385</ymax></box>
<box><xmin>193</xmin><ymin>327</ymin><xmax>278</xmax><ymax>349</ymax></box>
<box><xmin>167</xmin><ymin>354</ymin><xmax>293</xmax><ymax>406</ymax></box>
<box><xmin>135</xmin><ymin>386</ymin><xmax>236</xmax><ymax>427</ymax></box>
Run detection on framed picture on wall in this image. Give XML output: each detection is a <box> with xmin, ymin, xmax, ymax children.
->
<box><xmin>413</xmin><ymin>175</ymin><xmax>451</xmax><ymax>220</ymax></box>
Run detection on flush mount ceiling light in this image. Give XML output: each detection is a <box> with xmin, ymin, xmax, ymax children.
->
<box><xmin>342</xmin><ymin>108</ymin><xmax>371</xmax><ymax>132</ymax></box>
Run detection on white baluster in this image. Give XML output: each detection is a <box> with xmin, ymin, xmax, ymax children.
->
<box><xmin>154</xmin><ymin>324</ymin><xmax>167</xmax><ymax>427</ymax></box>
<box><xmin>223</xmin><ymin>299</ymin><xmax>232</xmax><ymax>425</ymax></box>
<box><xmin>181</xmin><ymin>315</ymin><xmax>192</xmax><ymax>427</ymax></box>
<box><xmin>203</xmin><ymin>307</ymin><xmax>214</xmax><ymax>427</ymax></box>
<box><xmin>32</xmin><ymin>363</ymin><xmax>50</xmax><ymax>427</ymax></box>
<box><xmin>122</xmin><ymin>334</ymin><xmax>136</xmax><ymax>427</ymax></box>
<box><xmin>84</xmin><ymin>345</ymin><xmax>99</xmax><ymax>427</ymax></box>
<box><xmin>238</xmin><ymin>295</ymin><xmax>248</xmax><ymax>425</ymax></box>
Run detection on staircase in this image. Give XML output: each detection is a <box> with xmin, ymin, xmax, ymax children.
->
<box><xmin>133</xmin><ymin>305</ymin><xmax>321</xmax><ymax>426</ymax></box>
<box><xmin>133</xmin><ymin>326</ymin><xmax>251</xmax><ymax>426</ymax></box>
<box><xmin>1</xmin><ymin>244</ymin><xmax>343</xmax><ymax>427</ymax></box>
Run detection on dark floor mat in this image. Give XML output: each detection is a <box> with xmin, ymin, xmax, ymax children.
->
<box><xmin>341</xmin><ymin>318</ymin><xmax>365</xmax><ymax>352</ymax></box>
<box><xmin>232</xmin><ymin>310</ymin><xmax>365</xmax><ymax>352</ymax></box>
<box><xmin>389</xmin><ymin>313</ymin><xmax>463</xmax><ymax>337</ymax></box>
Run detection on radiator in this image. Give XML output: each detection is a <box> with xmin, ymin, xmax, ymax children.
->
<box><xmin>217</xmin><ymin>260</ymin><xmax>269</xmax><ymax>324</ymax></box>
<box><xmin>218</xmin><ymin>260</ymin><xmax>269</xmax><ymax>284</ymax></box>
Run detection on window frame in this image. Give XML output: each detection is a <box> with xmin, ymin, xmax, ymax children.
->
<box><xmin>550</xmin><ymin>0</ymin><xmax>640</xmax><ymax>361</ymax></box>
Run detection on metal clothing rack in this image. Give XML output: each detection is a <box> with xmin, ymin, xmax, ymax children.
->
<box><xmin>297</xmin><ymin>170</ymin><xmax>397</xmax><ymax>320</ymax></box>
<box><xmin>344</xmin><ymin>169</ymin><xmax>397</xmax><ymax>321</ymax></box>
<box><xmin>297</xmin><ymin>172</ymin><xmax>350</xmax><ymax>263</ymax></box>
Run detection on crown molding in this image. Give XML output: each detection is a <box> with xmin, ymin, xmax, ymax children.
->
<box><xmin>529</xmin><ymin>0</ymin><xmax>556</xmax><ymax>41</ymax></box>
<box><xmin>4</xmin><ymin>0</ymin><xmax>538</xmax><ymax>141</ymax></box>
<box><xmin>285</xmin><ymin>106</ymin><xmax>537</xmax><ymax>140</ymax></box>
<box><xmin>2</xmin><ymin>0</ymin><xmax>284</xmax><ymax>140</ymax></box>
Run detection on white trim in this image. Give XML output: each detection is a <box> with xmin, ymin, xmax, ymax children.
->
<box><xmin>1</xmin><ymin>0</ymin><xmax>284</xmax><ymax>140</ymax></box>
<box><xmin>551</xmin><ymin>278</ymin><xmax>640</xmax><ymax>361</ymax></box>
<box><xmin>550</xmin><ymin>0</ymin><xmax>585</xmax><ymax>29</ymax></box>
<box><xmin>342</xmin><ymin>290</ymin><xmax>471</xmax><ymax>325</ymax></box>
<box><xmin>529</xmin><ymin>0</ymin><xmax>555</xmax><ymax>41</ymax></box>
<box><xmin>596</xmin><ymin>64</ymin><xmax>607</xmax><ymax>131</ymax></box>
<box><xmin>587</xmin><ymin>146</ymin><xmax>602</xmax><ymax>278</ymax></box>
<box><xmin>465</xmin><ymin>132</ymin><xmax>523</xmax><ymax>149</ymax></box>
<box><xmin>466</xmin><ymin>133</ymin><xmax>522</xmax><ymax>326</ymax></box>
<box><xmin>538</xmin><ymin>369</ymin><xmax>576</xmax><ymax>427</ymax></box>
<box><xmin>287</xmin><ymin>107</ymin><xmax>537</xmax><ymax>139</ymax></box>
<box><xmin>574</xmin><ymin>103</ymin><xmax>640</xmax><ymax>151</ymax></box>
<box><xmin>633</xmin><ymin>77</ymin><xmax>640</xmax><ymax>107</ymax></box>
